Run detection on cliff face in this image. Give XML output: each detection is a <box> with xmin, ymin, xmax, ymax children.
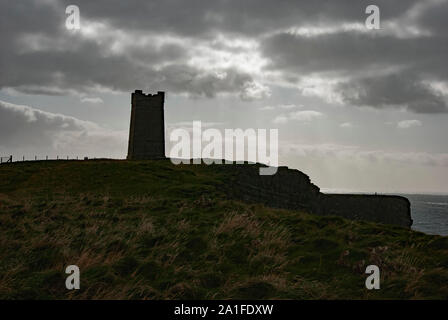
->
<box><xmin>320</xmin><ymin>194</ymin><xmax>412</xmax><ymax>227</ymax></box>
<box><xmin>224</xmin><ymin>164</ymin><xmax>412</xmax><ymax>228</ymax></box>
<box><xmin>226</xmin><ymin>165</ymin><xmax>321</xmax><ymax>212</ymax></box>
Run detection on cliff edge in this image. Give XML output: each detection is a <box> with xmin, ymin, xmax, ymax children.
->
<box><xmin>223</xmin><ymin>163</ymin><xmax>412</xmax><ymax>228</ymax></box>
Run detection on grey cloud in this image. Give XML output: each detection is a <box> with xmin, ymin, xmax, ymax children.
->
<box><xmin>0</xmin><ymin>0</ymin><xmax>445</xmax><ymax>108</ymax></box>
<box><xmin>261</xmin><ymin>29</ymin><xmax>448</xmax><ymax>76</ymax></box>
<box><xmin>260</xmin><ymin>25</ymin><xmax>448</xmax><ymax>113</ymax></box>
<box><xmin>155</xmin><ymin>65</ymin><xmax>253</xmax><ymax>98</ymax></box>
<box><xmin>281</xmin><ymin>143</ymin><xmax>448</xmax><ymax>167</ymax></box>
<box><xmin>0</xmin><ymin>100</ymin><xmax>126</xmax><ymax>158</ymax></box>
<box><xmin>415</xmin><ymin>0</ymin><xmax>448</xmax><ymax>35</ymax></box>
<box><xmin>336</xmin><ymin>74</ymin><xmax>448</xmax><ymax>113</ymax></box>
<box><xmin>0</xmin><ymin>1</ymin><xmax>257</xmax><ymax>98</ymax></box>
<box><xmin>256</xmin><ymin>0</ymin><xmax>448</xmax><ymax>113</ymax></box>
<box><xmin>262</xmin><ymin>32</ymin><xmax>422</xmax><ymax>74</ymax></box>
<box><xmin>68</xmin><ymin>0</ymin><xmax>419</xmax><ymax>37</ymax></box>
<box><xmin>1</xmin><ymin>36</ymin><xmax>254</xmax><ymax>97</ymax></box>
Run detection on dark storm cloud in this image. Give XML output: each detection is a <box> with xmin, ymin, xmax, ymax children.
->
<box><xmin>1</xmin><ymin>0</ymin><xmax>447</xmax><ymax>111</ymax></box>
<box><xmin>415</xmin><ymin>0</ymin><xmax>448</xmax><ymax>35</ymax></box>
<box><xmin>1</xmin><ymin>43</ymin><xmax>252</xmax><ymax>97</ymax></box>
<box><xmin>260</xmin><ymin>28</ymin><xmax>448</xmax><ymax>112</ymax></box>
<box><xmin>0</xmin><ymin>0</ymin><xmax>256</xmax><ymax>97</ymax></box>
<box><xmin>336</xmin><ymin>74</ymin><xmax>447</xmax><ymax>113</ymax></box>
<box><xmin>62</xmin><ymin>0</ymin><xmax>417</xmax><ymax>36</ymax></box>
<box><xmin>260</xmin><ymin>32</ymin><xmax>448</xmax><ymax>74</ymax></box>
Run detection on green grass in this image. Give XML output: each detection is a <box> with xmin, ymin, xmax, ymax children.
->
<box><xmin>0</xmin><ymin>159</ymin><xmax>447</xmax><ymax>299</ymax></box>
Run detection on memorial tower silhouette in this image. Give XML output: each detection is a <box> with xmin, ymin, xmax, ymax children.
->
<box><xmin>127</xmin><ymin>90</ymin><xmax>165</xmax><ymax>160</ymax></box>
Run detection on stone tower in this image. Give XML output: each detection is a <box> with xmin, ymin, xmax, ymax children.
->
<box><xmin>127</xmin><ymin>90</ymin><xmax>165</xmax><ymax>160</ymax></box>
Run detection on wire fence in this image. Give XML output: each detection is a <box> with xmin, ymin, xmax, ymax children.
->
<box><xmin>0</xmin><ymin>156</ymin><xmax>12</xmax><ymax>164</ymax></box>
<box><xmin>0</xmin><ymin>155</ymin><xmax>91</xmax><ymax>164</ymax></box>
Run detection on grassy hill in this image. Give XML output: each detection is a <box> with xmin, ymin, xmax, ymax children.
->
<box><xmin>0</xmin><ymin>159</ymin><xmax>447</xmax><ymax>299</ymax></box>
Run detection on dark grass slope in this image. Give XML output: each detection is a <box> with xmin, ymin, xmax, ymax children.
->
<box><xmin>0</xmin><ymin>159</ymin><xmax>447</xmax><ymax>299</ymax></box>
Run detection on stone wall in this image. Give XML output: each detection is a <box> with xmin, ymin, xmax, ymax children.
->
<box><xmin>224</xmin><ymin>164</ymin><xmax>412</xmax><ymax>228</ymax></box>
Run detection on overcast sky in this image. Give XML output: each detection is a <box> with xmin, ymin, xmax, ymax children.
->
<box><xmin>1</xmin><ymin>0</ymin><xmax>448</xmax><ymax>193</ymax></box>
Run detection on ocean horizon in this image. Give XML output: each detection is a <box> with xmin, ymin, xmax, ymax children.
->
<box><xmin>403</xmin><ymin>194</ymin><xmax>448</xmax><ymax>236</ymax></box>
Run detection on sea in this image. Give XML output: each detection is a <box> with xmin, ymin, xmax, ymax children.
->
<box><xmin>402</xmin><ymin>194</ymin><xmax>448</xmax><ymax>236</ymax></box>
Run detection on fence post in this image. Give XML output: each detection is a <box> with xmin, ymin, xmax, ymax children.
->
<box><xmin>35</xmin><ymin>156</ymin><xmax>37</xmax><ymax>161</ymax></box>
<box><xmin>23</xmin><ymin>156</ymin><xmax>24</xmax><ymax>162</ymax></box>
